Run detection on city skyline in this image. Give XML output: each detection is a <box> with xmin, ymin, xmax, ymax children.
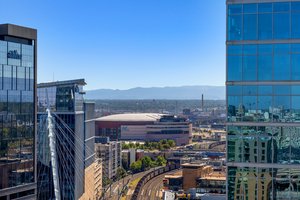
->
<box><xmin>0</xmin><ymin>0</ymin><xmax>226</xmax><ymax>90</ymax></box>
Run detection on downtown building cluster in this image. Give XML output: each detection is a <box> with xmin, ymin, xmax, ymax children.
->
<box><xmin>0</xmin><ymin>24</ymin><xmax>102</xmax><ymax>200</ymax></box>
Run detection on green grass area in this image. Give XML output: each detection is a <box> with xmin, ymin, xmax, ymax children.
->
<box><xmin>129</xmin><ymin>177</ymin><xmax>141</xmax><ymax>188</ymax></box>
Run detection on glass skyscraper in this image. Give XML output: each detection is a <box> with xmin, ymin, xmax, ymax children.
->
<box><xmin>227</xmin><ymin>1</ymin><xmax>300</xmax><ymax>199</ymax></box>
<box><xmin>0</xmin><ymin>24</ymin><xmax>37</xmax><ymax>199</ymax></box>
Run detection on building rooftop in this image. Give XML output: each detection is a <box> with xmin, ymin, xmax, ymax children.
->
<box><xmin>165</xmin><ymin>170</ymin><xmax>183</xmax><ymax>179</ymax></box>
<box><xmin>38</xmin><ymin>79</ymin><xmax>86</xmax><ymax>88</ymax></box>
<box><xmin>94</xmin><ymin>113</ymin><xmax>164</xmax><ymax>122</ymax></box>
<box><xmin>181</xmin><ymin>163</ymin><xmax>207</xmax><ymax>168</ymax></box>
<box><xmin>198</xmin><ymin>173</ymin><xmax>226</xmax><ymax>181</ymax></box>
<box><xmin>0</xmin><ymin>23</ymin><xmax>37</xmax><ymax>40</ymax></box>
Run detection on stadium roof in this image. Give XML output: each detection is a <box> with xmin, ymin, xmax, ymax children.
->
<box><xmin>94</xmin><ymin>113</ymin><xmax>163</xmax><ymax>122</ymax></box>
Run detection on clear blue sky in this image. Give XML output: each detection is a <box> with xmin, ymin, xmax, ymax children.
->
<box><xmin>0</xmin><ymin>0</ymin><xmax>226</xmax><ymax>90</ymax></box>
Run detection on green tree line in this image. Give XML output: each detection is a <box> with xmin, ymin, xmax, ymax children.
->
<box><xmin>130</xmin><ymin>155</ymin><xmax>167</xmax><ymax>173</ymax></box>
<box><xmin>122</xmin><ymin>139</ymin><xmax>176</xmax><ymax>151</ymax></box>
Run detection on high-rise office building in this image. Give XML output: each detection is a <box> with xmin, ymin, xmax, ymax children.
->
<box><xmin>37</xmin><ymin>79</ymin><xmax>97</xmax><ymax>200</ymax></box>
<box><xmin>227</xmin><ymin>1</ymin><xmax>300</xmax><ymax>199</ymax></box>
<box><xmin>0</xmin><ymin>24</ymin><xmax>37</xmax><ymax>200</ymax></box>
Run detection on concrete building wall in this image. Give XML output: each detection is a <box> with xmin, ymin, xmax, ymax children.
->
<box><xmin>120</xmin><ymin>125</ymin><xmax>147</xmax><ymax>140</ymax></box>
<box><xmin>74</xmin><ymin>113</ymin><xmax>85</xmax><ymax>200</ymax></box>
<box><xmin>84</xmin><ymin>102</ymin><xmax>96</xmax><ymax>167</ymax></box>
<box><xmin>79</xmin><ymin>159</ymin><xmax>102</xmax><ymax>200</ymax></box>
<box><xmin>182</xmin><ymin>165</ymin><xmax>213</xmax><ymax>191</ymax></box>
<box><xmin>96</xmin><ymin>141</ymin><xmax>121</xmax><ymax>179</ymax></box>
<box><xmin>129</xmin><ymin>148</ymin><xmax>136</xmax><ymax>165</ymax></box>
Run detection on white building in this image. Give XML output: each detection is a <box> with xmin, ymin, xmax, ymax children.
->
<box><xmin>95</xmin><ymin>140</ymin><xmax>122</xmax><ymax>179</ymax></box>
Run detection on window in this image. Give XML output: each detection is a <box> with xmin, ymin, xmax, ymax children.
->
<box><xmin>258</xmin><ymin>14</ymin><xmax>272</xmax><ymax>39</ymax></box>
<box><xmin>228</xmin><ymin>56</ymin><xmax>242</xmax><ymax>81</ymax></box>
<box><xmin>228</xmin><ymin>15</ymin><xmax>242</xmax><ymax>40</ymax></box>
<box><xmin>273</xmin><ymin>13</ymin><xmax>290</xmax><ymax>39</ymax></box>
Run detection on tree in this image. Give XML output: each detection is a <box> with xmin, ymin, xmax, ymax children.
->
<box><xmin>136</xmin><ymin>142</ymin><xmax>140</xmax><ymax>148</ymax></box>
<box><xmin>130</xmin><ymin>160</ymin><xmax>142</xmax><ymax>173</ymax></box>
<box><xmin>156</xmin><ymin>156</ymin><xmax>167</xmax><ymax>166</ymax></box>
<box><xmin>167</xmin><ymin>140</ymin><xmax>176</xmax><ymax>148</ymax></box>
<box><xmin>162</xmin><ymin>144</ymin><xmax>170</xmax><ymax>150</ymax></box>
<box><xmin>122</xmin><ymin>143</ymin><xmax>129</xmax><ymax>149</ymax></box>
<box><xmin>145</xmin><ymin>141</ymin><xmax>150</xmax><ymax>148</ymax></box>
<box><xmin>141</xmin><ymin>156</ymin><xmax>152</xmax><ymax>170</ymax></box>
<box><xmin>128</xmin><ymin>142</ymin><xmax>135</xmax><ymax>148</ymax></box>
<box><xmin>103</xmin><ymin>176</ymin><xmax>112</xmax><ymax>187</ymax></box>
<box><xmin>161</xmin><ymin>139</ymin><xmax>167</xmax><ymax>145</ymax></box>
<box><xmin>116</xmin><ymin>167</ymin><xmax>127</xmax><ymax>180</ymax></box>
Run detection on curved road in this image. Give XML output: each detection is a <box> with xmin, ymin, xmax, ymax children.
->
<box><xmin>103</xmin><ymin>169</ymin><xmax>155</xmax><ymax>200</ymax></box>
<box><xmin>138</xmin><ymin>170</ymin><xmax>180</xmax><ymax>200</ymax></box>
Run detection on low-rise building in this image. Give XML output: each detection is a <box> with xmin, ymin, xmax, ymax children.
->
<box><xmin>182</xmin><ymin>163</ymin><xmax>213</xmax><ymax>191</ymax></box>
<box><xmin>196</xmin><ymin>172</ymin><xmax>226</xmax><ymax>194</ymax></box>
<box><xmin>122</xmin><ymin>148</ymin><xmax>145</xmax><ymax>169</ymax></box>
<box><xmin>164</xmin><ymin>163</ymin><xmax>226</xmax><ymax>197</ymax></box>
<box><xmin>164</xmin><ymin>171</ymin><xmax>183</xmax><ymax>191</ymax></box>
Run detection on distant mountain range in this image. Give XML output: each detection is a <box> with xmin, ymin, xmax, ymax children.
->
<box><xmin>85</xmin><ymin>86</ymin><xmax>225</xmax><ymax>100</ymax></box>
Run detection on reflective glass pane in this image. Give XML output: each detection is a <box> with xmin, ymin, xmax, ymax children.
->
<box><xmin>273</xmin><ymin>127</ymin><xmax>290</xmax><ymax>164</ymax></box>
<box><xmin>243</xmin><ymin>44</ymin><xmax>257</xmax><ymax>55</ymax></box>
<box><xmin>274</xmin><ymin>44</ymin><xmax>290</xmax><ymax>54</ymax></box>
<box><xmin>243</xmin><ymin>56</ymin><xmax>257</xmax><ymax>81</ymax></box>
<box><xmin>258</xmin><ymin>96</ymin><xmax>272</xmax><ymax>122</ymax></box>
<box><xmin>243</xmin><ymin>86</ymin><xmax>257</xmax><ymax>95</ymax></box>
<box><xmin>274</xmin><ymin>13</ymin><xmax>290</xmax><ymax>39</ymax></box>
<box><xmin>292</xmin><ymin>97</ymin><xmax>300</xmax><ymax>122</ymax></box>
<box><xmin>258</xmin><ymin>55</ymin><xmax>272</xmax><ymax>81</ymax></box>
<box><xmin>274</xmin><ymin>55</ymin><xmax>290</xmax><ymax>80</ymax></box>
<box><xmin>292</xmin><ymin>54</ymin><xmax>300</xmax><ymax>80</ymax></box>
<box><xmin>227</xmin><ymin>135</ymin><xmax>242</xmax><ymax>162</ymax></box>
<box><xmin>258</xmin><ymin>3</ymin><xmax>272</xmax><ymax>13</ymax></box>
<box><xmin>243</xmin><ymin>96</ymin><xmax>257</xmax><ymax>121</ymax></box>
<box><xmin>228</xmin><ymin>15</ymin><xmax>242</xmax><ymax>40</ymax></box>
<box><xmin>258</xmin><ymin>13</ymin><xmax>273</xmax><ymax>40</ymax></box>
<box><xmin>228</xmin><ymin>96</ymin><xmax>242</xmax><ymax>122</ymax></box>
<box><xmin>292</xmin><ymin>2</ymin><xmax>300</xmax><ymax>12</ymax></box>
<box><xmin>228</xmin><ymin>4</ymin><xmax>242</xmax><ymax>15</ymax></box>
<box><xmin>258</xmin><ymin>44</ymin><xmax>273</xmax><ymax>55</ymax></box>
<box><xmin>274</xmin><ymin>2</ymin><xmax>290</xmax><ymax>12</ymax></box>
<box><xmin>291</xmin><ymin>86</ymin><xmax>300</xmax><ymax>95</ymax></box>
<box><xmin>274</xmin><ymin>86</ymin><xmax>290</xmax><ymax>95</ymax></box>
<box><xmin>243</xmin><ymin>14</ymin><xmax>257</xmax><ymax>40</ymax></box>
<box><xmin>258</xmin><ymin>86</ymin><xmax>273</xmax><ymax>95</ymax></box>
<box><xmin>291</xmin><ymin>44</ymin><xmax>300</xmax><ymax>53</ymax></box>
<box><xmin>227</xmin><ymin>85</ymin><xmax>242</xmax><ymax>95</ymax></box>
<box><xmin>228</xmin><ymin>56</ymin><xmax>242</xmax><ymax>81</ymax></box>
<box><xmin>290</xmin><ymin>127</ymin><xmax>300</xmax><ymax>162</ymax></box>
<box><xmin>243</xmin><ymin>4</ymin><xmax>257</xmax><ymax>13</ymax></box>
<box><xmin>273</xmin><ymin>96</ymin><xmax>291</xmax><ymax>122</ymax></box>
<box><xmin>292</xmin><ymin>13</ymin><xmax>300</xmax><ymax>38</ymax></box>
<box><xmin>228</xmin><ymin>45</ymin><xmax>242</xmax><ymax>55</ymax></box>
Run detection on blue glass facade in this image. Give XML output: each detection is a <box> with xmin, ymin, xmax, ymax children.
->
<box><xmin>227</xmin><ymin>1</ymin><xmax>300</xmax><ymax>199</ymax></box>
<box><xmin>0</xmin><ymin>24</ymin><xmax>36</xmax><ymax>200</ymax></box>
